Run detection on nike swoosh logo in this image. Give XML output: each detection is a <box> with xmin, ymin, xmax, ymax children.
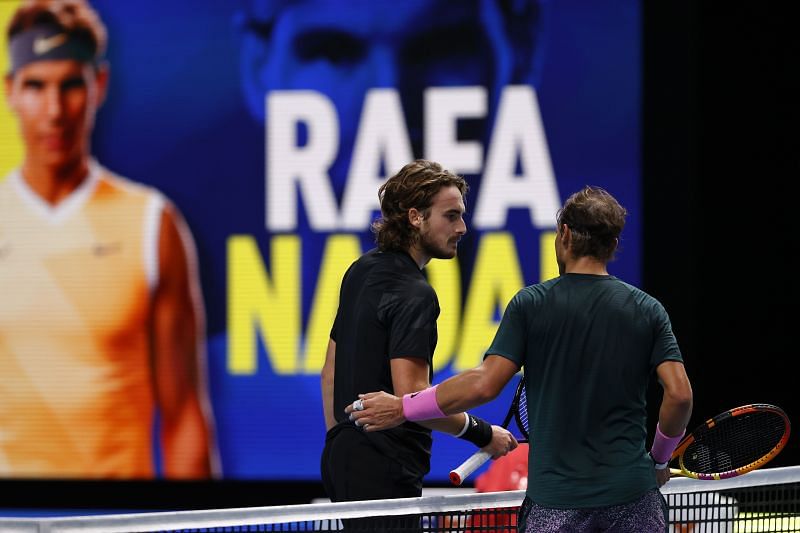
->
<box><xmin>92</xmin><ymin>242</ymin><xmax>122</xmax><ymax>256</ymax></box>
<box><xmin>33</xmin><ymin>33</ymin><xmax>68</xmax><ymax>55</ymax></box>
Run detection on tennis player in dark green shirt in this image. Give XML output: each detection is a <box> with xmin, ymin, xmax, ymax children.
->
<box><xmin>349</xmin><ymin>186</ymin><xmax>693</xmax><ymax>532</ymax></box>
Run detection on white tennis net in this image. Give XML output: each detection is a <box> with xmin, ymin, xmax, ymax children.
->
<box><xmin>1</xmin><ymin>465</ymin><xmax>798</xmax><ymax>532</ymax></box>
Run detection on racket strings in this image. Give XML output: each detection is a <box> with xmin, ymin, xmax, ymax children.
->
<box><xmin>681</xmin><ymin>411</ymin><xmax>787</xmax><ymax>474</ymax></box>
<box><xmin>515</xmin><ymin>386</ymin><xmax>530</xmax><ymax>440</ymax></box>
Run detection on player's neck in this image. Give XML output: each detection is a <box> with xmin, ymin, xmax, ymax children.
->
<box><xmin>564</xmin><ymin>256</ymin><xmax>608</xmax><ymax>275</ymax></box>
<box><xmin>406</xmin><ymin>245</ymin><xmax>429</xmax><ymax>270</ymax></box>
<box><xmin>21</xmin><ymin>156</ymin><xmax>90</xmax><ymax>206</ymax></box>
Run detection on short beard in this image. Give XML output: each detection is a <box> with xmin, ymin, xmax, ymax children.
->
<box><xmin>419</xmin><ymin>231</ymin><xmax>457</xmax><ymax>260</ymax></box>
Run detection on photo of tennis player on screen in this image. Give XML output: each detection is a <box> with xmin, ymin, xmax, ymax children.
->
<box><xmin>0</xmin><ymin>0</ymin><xmax>219</xmax><ymax>479</ymax></box>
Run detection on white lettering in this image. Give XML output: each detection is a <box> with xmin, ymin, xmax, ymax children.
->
<box><xmin>473</xmin><ymin>86</ymin><xmax>560</xmax><ymax>230</ymax></box>
<box><xmin>340</xmin><ymin>89</ymin><xmax>413</xmax><ymax>230</ymax></box>
<box><xmin>266</xmin><ymin>91</ymin><xmax>339</xmax><ymax>231</ymax></box>
<box><xmin>424</xmin><ymin>86</ymin><xmax>486</xmax><ymax>175</ymax></box>
<box><xmin>265</xmin><ymin>86</ymin><xmax>560</xmax><ymax>232</ymax></box>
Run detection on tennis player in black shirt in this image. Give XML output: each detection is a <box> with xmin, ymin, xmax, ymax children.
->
<box><xmin>320</xmin><ymin>160</ymin><xmax>517</xmax><ymax>506</ymax></box>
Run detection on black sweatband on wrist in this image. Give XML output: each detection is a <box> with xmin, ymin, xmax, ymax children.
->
<box><xmin>458</xmin><ymin>414</ymin><xmax>493</xmax><ymax>448</ymax></box>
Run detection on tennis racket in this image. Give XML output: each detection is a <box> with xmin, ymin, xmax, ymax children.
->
<box><xmin>449</xmin><ymin>376</ymin><xmax>529</xmax><ymax>486</ymax></box>
<box><xmin>668</xmin><ymin>403</ymin><xmax>791</xmax><ymax>480</ymax></box>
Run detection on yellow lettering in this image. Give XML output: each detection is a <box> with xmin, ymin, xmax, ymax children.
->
<box><xmin>303</xmin><ymin>234</ymin><xmax>362</xmax><ymax>373</ymax></box>
<box><xmin>426</xmin><ymin>258</ymin><xmax>461</xmax><ymax>372</ymax></box>
<box><xmin>227</xmin><ymin>235</ymin><xmax>300</xmax><ymax>374</ymax></box>
<box><xmin>224</xmin><ymin>231</ymin><xmax>552</xmax><ymax>377</ymax></box>
<box><xmin>539</xmin><ymin>230</ymin><xmax>558</xmax><ymax>281</ymax></box>
<box><xmin>0</xmin><ymin>0</ymin><xmax>24</xmax><ymax>179</ymax></box>
<box><xmin>455</xmin><ymin>232</ymin><xmax>523</xmax><ymax>371</ymax></box>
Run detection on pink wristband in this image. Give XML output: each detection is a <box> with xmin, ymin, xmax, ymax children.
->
<box><xmin>402</xmin><ymin>385</ymin><xmax>446</xmax><ymax>421</ymax></box>
<box><xmin>650</xmin><ymin>422</ymin><xmax>686</xmax><ymax>463</ymax></box>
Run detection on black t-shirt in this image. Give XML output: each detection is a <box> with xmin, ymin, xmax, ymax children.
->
<box><xmin>330</xmin><ymin>248</ymin><xmax>438</xmax><ymax>477</ymax></box>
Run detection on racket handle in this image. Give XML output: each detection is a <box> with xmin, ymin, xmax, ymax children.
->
<box><xmin>450</xmin><ymin>450</ymin><xmax>492</xmax><ymax>486</ymax></box>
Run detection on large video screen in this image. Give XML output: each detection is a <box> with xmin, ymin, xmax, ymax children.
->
<box><xmin>0</xmin><ymin>0</ymin><xmax>640</xmax><ymax>483</ymax></box>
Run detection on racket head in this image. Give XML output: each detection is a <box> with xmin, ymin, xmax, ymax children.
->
<box><xmin>672</xmin><ymin>403</ymin><xmax>790</xmax><ymax>480</ymax></box>
<box><xmin>512</xmin><ymin>376</ymin><xmax>530</xmax><ymax>441</ymax></box>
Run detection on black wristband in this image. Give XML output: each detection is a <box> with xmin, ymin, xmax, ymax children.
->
<box><xmin>458</xmin><ymin>414</ymin><xmax>493</xmax><ymax>448</ymax></box>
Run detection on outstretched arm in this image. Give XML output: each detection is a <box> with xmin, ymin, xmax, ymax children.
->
<box><xmin>389</xmin><ymin>356</ymin><xmax>463</xmax><ymax>433</ymax></box>
<box><xmin>153</xmin><ymin>204</ymin><xmax>218</xmax><ymax>478</ymax></box>
<box><xmin>385</xmin><ymin>356</ymin><xmax>518</xmax><ymax>458</ymax></box>
<box><xmin>348</xmin><ymin>355</ymin><xmax>520</xmax><ymax>431</ymax></box>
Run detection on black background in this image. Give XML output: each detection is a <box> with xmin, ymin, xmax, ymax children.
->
<box><xmin>2</xmin><ymin>1</ymin><xmax>797</xmax><ymax>512</ymax></box>
<box><xmin>643</xmin><ymin>0</ymin><xmax>797</xmax><ymax>474</ymax></box>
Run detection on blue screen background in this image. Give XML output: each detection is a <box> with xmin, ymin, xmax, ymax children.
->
<box><xmin>80</xmin><ymin>0</ymin><xmax>642</xmax><ymax>483</ymax></box>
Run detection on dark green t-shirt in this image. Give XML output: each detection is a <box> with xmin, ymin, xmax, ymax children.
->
<box><xmin>486</xmin><ymin>273</ymin><xmax>683</xmax><ymax>508</ymax></box>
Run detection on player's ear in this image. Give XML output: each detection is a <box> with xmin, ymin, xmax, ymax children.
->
<box><xmin>495</xmin><ymin>0</ymin><xmax>544</xmax><ymax>85</ymax></box>
<box><xmin>4</xmin><ymin>74</ymin><xmax>14</xmax><ymax>109</ymax></box>
<box><xmin>234</xmin><ymin>8</ymin><xmax>277</xmax><ymax>123</ymax></box>
<box><xmin>408</xmin><ymin>208</ymin><xmax>423</xmax><ymax>228</ymax></box>
<box><xmin>560</xmin><ymin>224</ymin><xmax>571</xmax><ymax>246</ymax></box>
<box><xmin>95</xmin><ymin>62</ymin><xmax>110</xmax><ymax>107</ymax></box>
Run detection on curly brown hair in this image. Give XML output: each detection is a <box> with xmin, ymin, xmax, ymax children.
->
<box><xmin>556</xmin><ymin>185</ymin><xmax>627</xmax><ymax>262</ymax></box>
<box><xmin>372</xmin><ymin>160</ymin><xmax>468</xmax><ymax>253</ymax></box>
<box><xmin>7</xmin><ymin>0</ymin><xmax>107</xmax><ymax>60</ymax></box>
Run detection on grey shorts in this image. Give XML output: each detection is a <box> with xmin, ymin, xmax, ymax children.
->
<box><xmin>518</xmin><ymin>488</ymin><xmax>667</xmax><ymax>532</ymax></box>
